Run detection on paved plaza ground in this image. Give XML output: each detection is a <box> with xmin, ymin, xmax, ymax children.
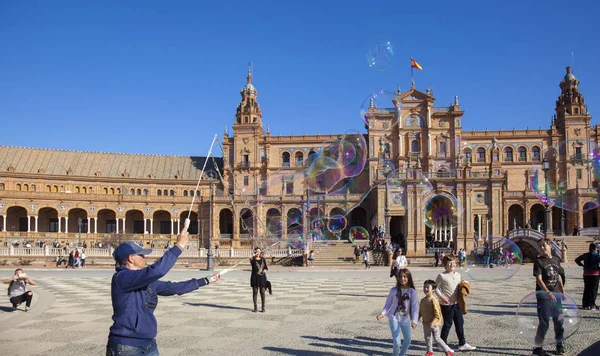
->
<box><xmin>0</xmin><ymin>265</ymin><xmax>599</xmax><ymax>356</ymax></box>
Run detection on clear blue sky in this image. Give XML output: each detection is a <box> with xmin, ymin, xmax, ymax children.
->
<box><xmin>1</xmin><ymin>0</ymin><xmax>599</xmax><ymax>156</ymax></box>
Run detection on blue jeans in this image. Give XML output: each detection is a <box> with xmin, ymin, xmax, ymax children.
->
<box><xmin>106</xmin><ymin>341</ymin><xmax>159</xmax><ymax>356</ymax></box>
<box><xmin>388</xmin><ymin>319</ymin><xmax>412</xmax><ymax>356</ymax></box>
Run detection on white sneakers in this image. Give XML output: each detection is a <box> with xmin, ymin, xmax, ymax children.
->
<box><xmin>458</xmin><ymin>343</ymin><xmax>476</xmax><ymax>351</ymax></box>
<box><xmin>25</xmin><ymin>307</ymin><xmax>31</xmax><ymax>312</ymax></box>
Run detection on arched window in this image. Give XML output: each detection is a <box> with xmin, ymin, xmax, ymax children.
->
<box><xmin>295</xmin><ymin>152</ymin><xmax>304</xmax><ymax>167</ymax></box>
<box><xmin>477</xmin><ymin>148</ymin><xmax>486</xmax><ymax>162</ymax></box>
<box><xmin>157</xmin><ymin>189</ymin><xmax>162</xmax><ymax>196</ymax></box>
<box><xmin>411</xmin><ymin>140</ymin><xmax>419</xmax><ymax>153</ymax></box>
<box><xmin>110</xmin><ymin>188</ymin><xmax>115</xmax><ymax>194</ymax></box>
<box><xmin>532</xmin><ymin>147</ymin><xmax>541</xmax><ymax>162</ymax></box>
<box><xmin>75</xmin><ymin>186</ymin><xmax>80</xmax><ymax>193</ymax></box>
<box><xmin>83</xmin><ymin>187</ymin><xmax>87</xmax><ymax>194</ymax></box>
<box><xmin>116</xmin><ymin>188</ymin><xmax>121</xmax><ymax>194</ymax></box>
<box><xmin>103</xmin><ymin>187</ymin><xmax>108</xmax><ymax>194</ymax></box>
<box><xmin>184</xmin><ymin>190</ymin><xmax>188</xmax><ymax>197</ymax></box>
<box><xmin>143</xmin><ymin>189</ymin><xmax>148</xmax><ymax>196</ymax></box>
<box><xmin>464</xmin><ymin>148</ymin><xmax>472</xmax><ymax>162</ymax></box>
<box><xmin>196</xmin><ymin>190</ymin><xmax>200</xmax><ymax>196</ymax></box>
<box><xmin>0</xmin><ymin>183</ymin><xmax>4</xmax><ymax>190</ymax></box>
<box><xmin>170</xmin><ymin>190</ymin><xmax>175</xmax><ymax>196</ymax></box>
<box><xmin>504</xmin><ymin>147</ymin><xmax>513</xmax><ymax>162</ymax></box>
<box><xmin>46</xmin><ymin>185</ymin><xmax>51</xmax><ymax>192</ymax></box>
<box><xmin>282</xmin><ymin>152</ymin><xmax>291</xmax><ymax>167</ymax></box>
<box><xmin>518</xmin><ymin>147</ymin><xmax>527</xmax><ymax>161</ymax></box>
<box><xmin>129</xmin><ymin>188</ymin><xmax>135</xmax><ymax>195</ymax></box>
<box><xmin>163</xmin><ymin>189</ymin><xmax>168</xmax><ymax>196</ymax></box>
<box><xmin>23</xmin><ymin>184</ymin><xmax>29</xmax><ymax>192</ymax></box>
<box><xmin>136</xmin><ymin>189</ymin><xmax>141</xmax><ymax>195</ymax></box>
<box><xmin>31</xmin><ymin>184</ymin><xmax>35</xmax><ymax>192</ymax></box>
<box><xmin>89</xmin><ymin>187</ymin><xmax>93</xmax><ymax>193</ymax></box>
<box><xmin>53</xmin><ymin>185</ymin><xmax>58</xmax><ymax>192</ymax></box>
<box><xmin>16</xmin><ymin>183</ymin><xmax>21</xmax><ymax>191</ymax></box>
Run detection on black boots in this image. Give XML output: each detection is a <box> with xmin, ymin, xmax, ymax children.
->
<box><xmin>253</xmin><ymin>303</ymin><xmax>258</xmax><ymax>312</ymax></box>
<box><xmin>260</xmin><ymin>301</ymin><xmax>265</xmax><ymax>313</ymax></box>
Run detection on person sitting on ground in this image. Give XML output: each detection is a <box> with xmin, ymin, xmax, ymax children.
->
<box><xmin>2</xmin><ymin>268</ymin><xmax>36</xmax><ymax>312</ymax></box>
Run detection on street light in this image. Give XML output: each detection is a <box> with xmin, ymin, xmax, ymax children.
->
<box><xmin>541</xmin><ymin>157</ymin><xmax>551</xmax><ymax>237</ymax></box>
<box><xmin>383</xmin><ymin>164</ymin><xmax>392</xmax><ymax>239</ymax></box>
<box><xmin>207</xmin><ymin>182</ymin><xmax>214</xmax><ymax>271</ymax></box>
<box><xmin>77</xmin><ymin>217</ymin><xmax>82</xmax><ymax>247</ymax></box>
<box><xmin>558</xmin><ymin>180</ymin><xmax>566</xmax><ymax>236</ymax></box>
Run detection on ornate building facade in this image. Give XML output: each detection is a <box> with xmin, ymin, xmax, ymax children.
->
<box><xmin>0</xmin><ymin>66</ymin><xmax>597</xmax><ymax>256</ymax></box>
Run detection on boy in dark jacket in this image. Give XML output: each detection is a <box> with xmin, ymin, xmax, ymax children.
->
<box><xmin>106</xmin><ymin>228</ymin><xmax>220</xmax><ymax>355</ymax></box>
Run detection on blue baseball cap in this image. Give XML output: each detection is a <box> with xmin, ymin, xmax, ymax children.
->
<box><xmin>113</xmin><ymin>241</ymin><xmax>153</xmax><ymax>262</ymax></box>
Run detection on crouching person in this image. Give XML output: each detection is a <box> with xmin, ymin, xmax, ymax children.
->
<box><xmin>3</xmin><ymin>268</ymin><xmax>36</xmax><ymax>311</ymax></box>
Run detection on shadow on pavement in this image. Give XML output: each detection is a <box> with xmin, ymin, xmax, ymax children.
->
<box><xmin>183</xmin><ymin>302</ymin><xmax>248</xmax><ymax>311</ymax></box>
<box><xmin>579</xmin><ymin>340</ymin><xmax>600</xmax><ymax>355</ymax></box>
<box><xmin>324</xmin><ymin>293</ymin><xmax>385</xmax><ymax>298</ymax></box>
<box><xmin>262</xmin><ymin>347</ymin><xmax>344</xmax><ymax>355</ymax></box>
<box><xmin>0</xmin><ymin>306</ymin><xmax>15</xmax><ymax>312</ymax></box>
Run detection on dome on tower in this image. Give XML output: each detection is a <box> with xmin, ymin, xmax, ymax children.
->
<box><xmin>562</xmin><ymin>66</ymin><xmax>578</xmax><ymax>83</ymax></box>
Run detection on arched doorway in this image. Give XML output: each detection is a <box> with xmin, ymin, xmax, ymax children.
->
<box><xmin>286</xmin><ymin>208</ymin><xmax>303</xmax><ymax>237</ymax></box>
<box><xmin>265</xmin><ymin>208</ymin><xmax>282</xmax><ymax>238</ymax></box>
<box><xmin>68</xmin><ymin>208</ymin><xmax>88</xmax><ymax>234</ymax></box>
<box><xmin>6</xmin><ymin>206</ymin><xmax>28</xmax><ymax>232</ymax></box>
<box><xmin>152</xmin><ymin>210</ymin><xmax>172</xmax><ymax>234</ymax></box>
<box><xmin>179</xmin><ymin>211</ymin><xmax>199</xmax><ymax>234</ymax></box>
<box><xmin>240</xmin><ymin>208</ymin><xmax>254</xmax><ymax>237</ymax></box>
<box><xmin>219</xmin><ymin>209</ymin><xmax>233</xmax><ymax>238</ymax></box>
<box><xmin>530</xmin><ymin>204</ymin><xmax>546</xmax><ymax>231</ymax></box>
<box><xmin>38</xmin><ymin>207</ymin><xmax>59</xmax><ymax>232</ymax></box>
<box><xmin>583</xmin><ymin>203</ymin><xmax>599</xmax><ymax>228</ymax></box>
<box><xmin>97</xmin><ymin>209</ymin><xmax>117</xmax><ymax>233</ymax></box>
<box><xmin>508</xmin><ymin>205</ymin><xmax>524</xmax><ymax>230</ymax></box>
<box><xmin>125</xmin><ymin>209</ymin><xmax>144</xmax><ymax>234</ymax></box>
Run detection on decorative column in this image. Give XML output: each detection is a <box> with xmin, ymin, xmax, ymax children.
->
<box><xmin>65</xmin><ymin>216</ymin><xmax>69</xmax><ymax>233</ymax></box>
<box><xmin>27</xmin><ymin>216</ymin><xmax>31</xmax><ymax>233</ymax></box>
<box><xmin>94</xmin><ymin>218</ymin><xmax>98</xmax><ymax>234</ymax></box>
<box><xmin>58</xmin><ymin>217</ymin><xmax>62</xmax><ymax>233</ymax></box>
<box><xmin>2</xmin><ymin>215</ymin><xmax>5</xmax><ymax>231</ymax></box>
<box><xmin>87</xmin><ymin>217</ymin><xmax>91</xmax><ymax>233</ymax></box>
<box><xmin>34</xmin><ymin>216</ymin><xmax>38</xmax><ymax>232</ymax></box>
<box><xmin>171</xmin><ymin>219</ymin><xmax>175</xmax><ymax>234</ymax></box>
<box><xmin>116</xmin><ymin>218</ymin><xmax>119</xmax><ymax>234</ymax></box>
<box><xmin>150</xmin><ymin>218</ymin><xmax>153</xmax><ymax>234</ymax></box>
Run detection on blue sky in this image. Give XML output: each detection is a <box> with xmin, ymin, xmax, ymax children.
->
<box><xmin>1</xmin><ymin>0</ymin><xmax>599</xmax><ymax>156</ymax></box>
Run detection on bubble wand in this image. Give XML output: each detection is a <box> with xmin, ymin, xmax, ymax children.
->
<box><xmin>183</xmin><ymin>134</ymin><xmax>218</xmax><ymax>231</ymax></box>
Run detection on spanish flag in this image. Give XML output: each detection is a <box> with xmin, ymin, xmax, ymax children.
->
<box><xmin>411</xmin><ymin>57</ymin><xmax>423</xmax><ymax>70</ymax></box>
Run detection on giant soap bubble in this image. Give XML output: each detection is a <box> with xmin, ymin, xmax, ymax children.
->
<box><xmin>463</xmin><ymin>237</ymin><xmax>522</xmax><ymax>283</ymax></box>
<box><xmin>516</xmin><ymin>291</ymin><xmax>580</xmax><ymax>347</ymax></box>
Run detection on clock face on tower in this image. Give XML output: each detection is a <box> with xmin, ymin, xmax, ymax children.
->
<box><xmin>404</xmin><ymin>114</ymin><xmax>424</xmax><ymax>128</ymax></box>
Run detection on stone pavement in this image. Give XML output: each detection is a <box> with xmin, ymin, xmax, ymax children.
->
<box><xmin>0</xmin><ymin>266</ymin><xmax>599</xmax><ymax>355</ymax></box>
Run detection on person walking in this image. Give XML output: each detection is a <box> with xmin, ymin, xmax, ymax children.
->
<box><xmin>106</xmin><ymin>228</ymin><xmax>220</xmax><ymax>356</ymax></box>
<box><xmin>435</xmin><ymin>254</ymin><xmax>476</xmax><ymax>351</ymax></box>
<box><xmin>377</xmin><ymin>268</ymin><xmax>419</xmax><ymax>356</ymax></box>
<box><xmin>250</xmin><ymin>247</ymin><xmax>269</xmax><ymax>313</ymax></box>
<box><xmin>532</xmin><ymin>238</ymin><xmax>566</xmax><ymax>356</ymax></box>
<box><xmin>363</xmin><ymin>246</ymin><xmax>370</xmax><ymax>269</ymax></box>
<box><xmin>574</xmin><ymin>243</ymin><xmax>600</xmax><ymax>310</ymax></box>
<box><xmin>419</xmin><ymin>279</ymin><xmax>453</xmax><ymax>356</ymax></box>
<box><xmin>3</xmin><ymin>268</ymin><xmax>36</xmax><ymax>312</ymax></box>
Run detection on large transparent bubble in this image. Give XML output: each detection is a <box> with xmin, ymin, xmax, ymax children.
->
<box><xmin>463</xmin><ymin>237</ymin><xmax>522</xmax><ymax>282</ymax></box>
<box><xmin>530</xmin><ymin>140</ymin><xmax>600</xmax><ymax>212</ymax></box>
<box><xmin>349</xmin><ymin>226</ymin><xmax>369</xmax><ymax>244</ymax></box>
<box><xmin>360</xmin><ymin>89</ymin><xmax>400</xmax><ymax>128</ymax></box>
<box><xmin>366</xmin><ymin>35</ymin><xmax>395</xmax><ymax>72</ymax></box>
<box><xmin>516</xmin><ymin>291</ymin><xmax>580</xmax><ymax>347</ymax></box>
<box><xmin>424</xmin><ymin>193</ymin><xmax>462</xmax><ymax>230</ymax></box>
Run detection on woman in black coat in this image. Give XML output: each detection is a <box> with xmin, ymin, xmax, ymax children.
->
<box><xmin>250</xmin><ymin>247</ymin><xmax>268</xmax><ymax>312</ymax></box>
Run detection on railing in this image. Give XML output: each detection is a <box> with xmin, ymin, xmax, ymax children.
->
<box><xmin>0</xmin><ymin>246</ymin><xmax>304</xmax><ymax>259</ymax></box>
<box><xmin>433</xmin><ymin>106</ymin><xmax>451</xmax><ymax>112</ymax></box>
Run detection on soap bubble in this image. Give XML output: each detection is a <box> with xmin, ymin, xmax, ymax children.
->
<box><xmin>349</xmin><ymin>226</ymin><xmax>369</xmax><ymax>244</ymax></box>
<box><xmin>516</xmin><ymin>291</ymin><xmax>580</xmax><ymax>347</ymax></box>
<box><xmin>462</xmin><ymin>237</ymin><xmax>522</xmax><ymax>282</ymax></box>
<box><xmin>366</xmin><ymin>35</ymin><xmax>395</xmax><ymax>71</ymax></box>
<box><xmin>360</xmin><ymin>89</ymin><xmax>400</xmax><ymax>128</ymax></box>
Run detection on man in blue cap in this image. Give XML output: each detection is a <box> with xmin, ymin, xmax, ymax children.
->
<box><xmin>106</xmin><ymin>228</ymin><xmax>220</xmax><ymax>355</ymax></box>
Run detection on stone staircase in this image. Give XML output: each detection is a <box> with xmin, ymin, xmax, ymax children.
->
<box><xmin>308</xmin><ymin>241</ymin><xmax>389</xmax><ymax>267</ymax></box>
<box><xmin>558</xmin><ymin>235</ymin><xmax>599</xmax><ymax>262</ymax></box>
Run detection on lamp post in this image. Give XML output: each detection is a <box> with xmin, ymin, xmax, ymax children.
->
<box><xmin>77</xmin><ymin>217</ymin><xmax>82</xmax><ymax>247</ymax></box>
<box><xmin>383</xmin><ymin>165</ymin><xmax>392</xmax><ymax>239</ymax></box>
<box><xmin>207</xmin><ymin>183</ymin><xmax>214</xmax><ymax>271</ymax></box>
<box><xmin>558</xmin><ymin>180</ymin><xmax>566</xmax><ymax>236</ymax></box>
<box><xmin>541</xmin><ymin>158</ymin><xmax>551</xmax><ymax>237</ymax></box>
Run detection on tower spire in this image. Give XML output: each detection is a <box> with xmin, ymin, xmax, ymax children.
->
<box><xmin>247</xmin><ymin>62</ymin><xmax>252</xmax><ymax>84</ymax></box>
